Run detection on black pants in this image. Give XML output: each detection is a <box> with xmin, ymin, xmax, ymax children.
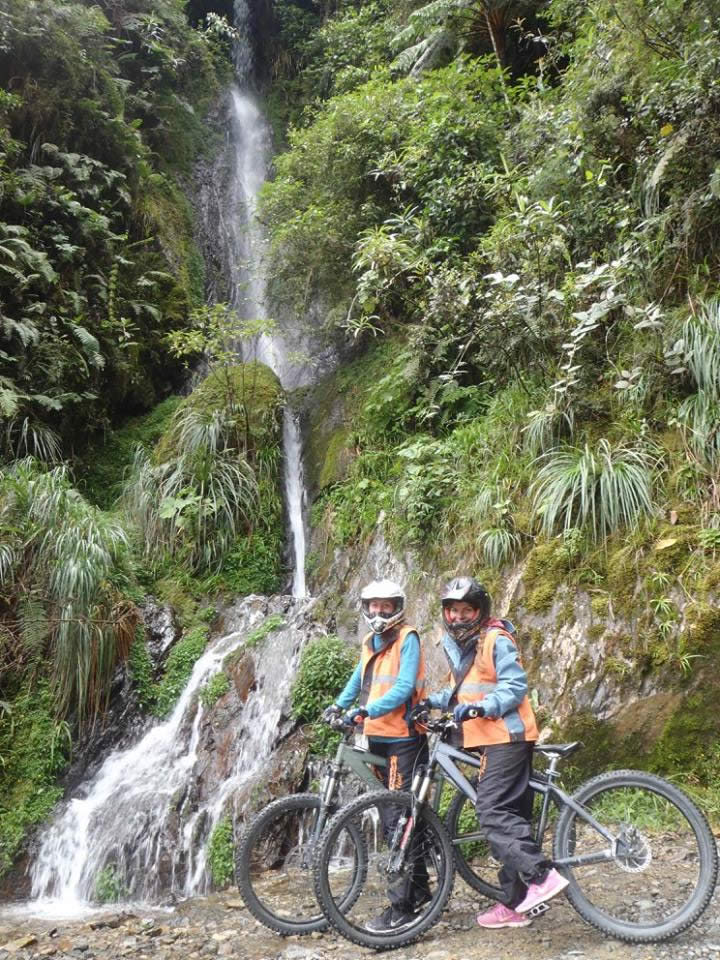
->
<box><xmin>471</xmin><ymin>740</ymin><xmax>551</xmax><ymax>908</ymax></box>
<box><xmin>370</xmin><ymin>736</ymin><xmax>429</xmax><ymax>909</ymax></box>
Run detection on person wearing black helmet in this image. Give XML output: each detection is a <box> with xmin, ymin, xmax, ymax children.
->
<box><xmin>322</xmin><ymin>578</ymin><xmax>430</xmax><ymax>933</ymax></box>
<box><xmin>409</xmin><ymin>576</ymin><xmax>568</xmax><ymax>930</ymax></box>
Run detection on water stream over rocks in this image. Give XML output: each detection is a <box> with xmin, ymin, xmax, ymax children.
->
<box><xmin>28</xmin><ymin>596</ymin><xmax>320</xmax><ymax>913</ymax></box>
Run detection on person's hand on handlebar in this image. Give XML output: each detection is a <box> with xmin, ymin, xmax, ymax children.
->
<box><xmin>452</xmin><ymin>703</ymin><xmax>485</xmax><ymax>723</ymax></box>
<box><xmin>322</xmin><ymin>704</ymin><xmax>342</xmax><ymax>724</ymax></box>
<box><xmin>408</xmin><ymin>698</ymin><xmax>432</xmax><ymax>726</ymax></box>
<box><xmin>342</xmin><ymin>707</ymin><xmax>369</xmax><ymax>726</ymax></box>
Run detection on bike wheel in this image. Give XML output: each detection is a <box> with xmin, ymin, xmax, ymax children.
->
<box><xmin>236</xmin><ymin>793</ymin><xmax>366</xmax><ymax>935</ymax></box>
<box><xmin>444</xmin><ymin>787</ymin><xmax>503</xmax><ymax>899</ymax></box>
<box><xmin>553</xmin><ymin>770</ymin><xmax>718</xmax><ymax>942</ymax></box>
<box><xmin>313</xmin><ymin>789</ymin><xmax>454</xmax><ymax>950</ymax></box>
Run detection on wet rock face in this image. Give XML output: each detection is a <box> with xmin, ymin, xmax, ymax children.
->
<box><xmin>142</xmin><ymin>600</ymin><xmax>181</xmax><ymax>676</ymax></box>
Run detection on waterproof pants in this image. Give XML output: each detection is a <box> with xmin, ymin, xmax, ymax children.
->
<box><xmin>369</xmin><ymin>735</ymin><xmax>429</xmax><ymax>909</ymax></box>
<box><xmin>471</xmin><ymin>740</ymin><xmax>551</xmax><ymax>908</ymax></box>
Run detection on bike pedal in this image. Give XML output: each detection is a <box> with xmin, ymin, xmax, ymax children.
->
<box><xmin>527</xmin><ymin>901</ymin><xmax>551</xmax><ymax>918</ymax></box>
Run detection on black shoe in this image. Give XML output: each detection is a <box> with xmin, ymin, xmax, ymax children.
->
<box><xmin>412</xmin><ymin>886</ymin><xmax>433</xmax><ymax>912</ymax></box>
<box><xmin>366</xmin><ymin>905</ymin><xmax>417</xmax><ymax>933</ymax></box>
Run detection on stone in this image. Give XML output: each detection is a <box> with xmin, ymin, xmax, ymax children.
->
<box><xmin>223</xmin><ymin>900</ymin><xmax>246</xmax><ymax>910</ymax></box>
<box><xmin>0</xmin><ymin>935</ymin><xmax>38</xmax><ymax>953</ymax></box>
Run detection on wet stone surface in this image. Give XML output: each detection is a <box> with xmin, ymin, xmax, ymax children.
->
<box><xmin>1</xmin><ymin>879</ymin><xmax>720</xmax><ymax>960</ymax></box>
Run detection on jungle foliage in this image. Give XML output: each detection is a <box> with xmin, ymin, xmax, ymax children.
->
<box><xmin>0</xmin><ymin>0</ymin><xmax>226</xmax><ymax>459</ymax></box>
<box><xmin>263</xmin><ymin>0</ymin><xmax>720</xmax><ymax>573</ymax></box>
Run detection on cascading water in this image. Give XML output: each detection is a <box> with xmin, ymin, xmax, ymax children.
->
<box><xmin>30</xmin><ymin>598</ymin><xmax>313</xmax><ymax>912</ymax></box>
<box><xmin>223</xmin><ymin>85</ymin><xmax>308</xmax><ymax>598</ymax></box>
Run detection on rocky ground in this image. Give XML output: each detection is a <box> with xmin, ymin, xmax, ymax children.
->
<box><xmin>1</xmin><ymin>879</ymin><xmax>720</xmax><ymax>960</ymax></box>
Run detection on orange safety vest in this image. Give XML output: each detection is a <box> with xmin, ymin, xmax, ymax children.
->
<box><xmin>358</xmin><ymin>624</ymin><xmax>426</xmax><ymax>738</ymax></box>
<box><xmin>448</xmin><ymin>621</ymin><xmax>538</xmax><ymax>748</ymax></box>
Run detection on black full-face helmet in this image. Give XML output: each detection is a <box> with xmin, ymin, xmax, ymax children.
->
<box><xmin>361</xmin><ymin>578</ymin><xmax>406</xmax><ymax>634</ymax></box>
<box><xmin>441</xmin><ymin>576</ymin><xmax>491</xmax><ymax>643</ymax></box>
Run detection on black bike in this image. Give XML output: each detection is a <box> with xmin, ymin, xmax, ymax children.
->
<box><xmin>313</xmin><ymin>714</ymin><xmax>718</xmax><ymax>950</ymax></box>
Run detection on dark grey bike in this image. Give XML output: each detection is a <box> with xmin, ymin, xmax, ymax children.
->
<box><xmin>313</xmin><ymin>714</ymin><xmax>718</xmax><ymax>950</ymax></box>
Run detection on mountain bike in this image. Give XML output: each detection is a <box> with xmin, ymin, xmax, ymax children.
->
<box><xmin>235</xmin><ymin>717</ymin><xmax>464</xmax><ymax>936</ymax></box>
<box><xmin>312</xmin><ymin>714</ymin><xmax>718</xmax><ymax>950</ymax></box>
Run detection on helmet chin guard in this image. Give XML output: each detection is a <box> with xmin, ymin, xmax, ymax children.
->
<box><xmin>361</xmin><ymin>578</ymin><xmax>406</xmax><ymax>634</ymax></box>
<box><xmin>441</xmin><ymin>576</ymin><xmax>491</xmax><ymax>644</ymax></box>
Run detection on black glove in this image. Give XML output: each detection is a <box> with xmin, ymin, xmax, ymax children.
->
<box><xmin>453</xmin><ymin>703</ymin><xmax>485</xmax><ymax>723</ymax></box>
<box><xmin>408</xmin><ymin>698</ymin><xmax>432</xmax><ymax>726</ymax></box>
<box><xmin>321</xmin><ymin>704</ymin><xmax>342</xmax><ymax>724</ymax></box>
<box><xmin>343</xmin><ymin>707</ymin><xmax>369</xmax><ymax>726</ymax></box>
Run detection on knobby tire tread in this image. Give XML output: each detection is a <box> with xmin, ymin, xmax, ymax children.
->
<box><xmin>553</xmin><ymin>769</ymin><xmax>718</xmax><ymax>944</ymax></box>
<box><xmin>313</xmin><ymin>789</ymin><xmax>455</xmax><ymax>951</ymax></box>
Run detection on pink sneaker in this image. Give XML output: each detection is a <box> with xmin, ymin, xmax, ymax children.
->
<box><xmin>515</xmin><ymin>868</ymin><xmax>569</xmax><ymax>914</ymax></box>
<box><xmin>476</xmin><ymin>903</ymin><xmax>533</xmax><ymax>929</ymax></box>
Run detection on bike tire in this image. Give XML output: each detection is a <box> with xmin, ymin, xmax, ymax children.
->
<box><xmin>236</xmin><ymin>792</ymin><xmax>366</xmax><ymax>936</ymax></box>
<box><xmin>313</xmin><ymin>789</ymin><xmax>455</xmax><ymax>950</ymax></box>
<box><xmin>444</xmin><ymin>786</ymin><xmax>504</xmax><ymax>899</ymax></box>
<box><xmin>553</xmin><ymin>769</ymin><xmax>718</xmax><ymax>943</ymax></box>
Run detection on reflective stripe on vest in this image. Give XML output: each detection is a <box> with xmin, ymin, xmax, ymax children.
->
<box><xmin>451</xmin><ymin>627</ymin><xmax>538</xmax><ymax>747</ymax></box>
<box><xmin>359</xmin><ymin>624</ymin><xmax>426</xmax><ymax>739</ymax></box>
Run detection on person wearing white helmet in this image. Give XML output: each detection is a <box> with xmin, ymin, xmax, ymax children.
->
<box><xmin>323</xmin><ymin>578</ymin><xmax>429</xmax><ymax>933</ymax></box>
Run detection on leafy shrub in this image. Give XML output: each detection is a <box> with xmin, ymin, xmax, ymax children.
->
<box><xmin>291</xmin><ymin>635</ymin><xmax>356</xmax><ymax>755</ymax></box>
<box><xmin>0</xmin><ymin>458</ymin><xmax>137</xmax><ymax>720</ymax></box>
<box><xmin>200</xmin><ymin>672</ymin><xmax>231</xmax><ymax>708</ymax></box>
<box><xmin>207</xmin><ymin>815</ymin><xmax>234</xmax><ymax>888</ymax></box>
<box><xmin>94</xmin><ymin>865</ymin><xmax>128</xmax><ymax>904</ymax></box>
<box><xmin>0</xmin><ymin>683</ymin><xmax>69</xmax><ymax>876</ymax></box>
<box><xmin>153</xmin><ymin>626</ymin><xmax>209</xmax><ymax>718</ymax></box>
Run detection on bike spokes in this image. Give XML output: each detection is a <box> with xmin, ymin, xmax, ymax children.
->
<box><xmin>554</xmin><ymin>772</ymin><xmax>717</xmax><ymax>941</ymax></box>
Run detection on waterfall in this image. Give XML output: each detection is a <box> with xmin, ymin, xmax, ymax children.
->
<box><xmin>25</xmin><ymin>27</ymin><xmax>316</xmax><ymax>911</ymax></box>
<box><xmin>223</xmin><ymin>86</ymin><xmax>308</xmax><ymax>597</ymax></box>
<box><xmin>29</xmin><ymin>598</ymin><xmax>312</xmax><ymax>912</ymax></box>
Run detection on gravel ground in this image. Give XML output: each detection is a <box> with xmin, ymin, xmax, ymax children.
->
<box><xmin>1</xmin><ymin>875</ymin><xmax>719</xmax><ymax>960</ymax></box>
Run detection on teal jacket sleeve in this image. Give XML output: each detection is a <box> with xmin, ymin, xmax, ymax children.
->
<box><xmin>477</xmin><ymin>633</ymin><xmax>528</xmax><ymax>718</ymax></box>
<box><xmin>334</xmin><ymin>661</ymin><xmax>362</xmax><ymax>710</ymax></box>
<box><xmin>365</xmin><ymin>631</ymin><xmax>421</xmax><ymax>719</ymax></box>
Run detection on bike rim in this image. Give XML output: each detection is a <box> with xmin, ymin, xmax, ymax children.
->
<box><xmin>318</xmin><ymin>792</ymin><xmax>452</xmax><ymax>946</ymax></box>
<box><xmin>557</xmin><ymin>779</ymin><xmax>714</xmax><ymax>937</ymax></box>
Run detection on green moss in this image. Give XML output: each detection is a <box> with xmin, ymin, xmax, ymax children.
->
<box><xmin>153</xmin><ymin>626</ymin><xmax>209</xmax><ymax>717</ymax></box>
<box><xmin>648</xmin><ymin>693</ymin><xmax>720</xmax><ymax>776</ymax></box>
<box><xmin>522</xmin><ymin>540</ymin><xmax>570</xmax><ymax>614</ymax></box>
<box><xmin>207</xmin><ymin>816</ymin><xmax>234</xmax><ymax>888</ymax></box>
<box><xmin>590</xmin><ymin>594</ymin><xmax>610</xmax><ymax>620</ymax></box>
<box><xmin>586</xmin><ymin>624</ymin><xmax>605</xmax><ymax>644</ymax></box>
<box><xmin>245</xmin><ymin>613</ymin><xmax>286</xmax><ymax>649</ymax></box>
<box><xmin>646</xmin><ymin>525</ymin><xmax>698</xmax><ymax>577</ymax></box>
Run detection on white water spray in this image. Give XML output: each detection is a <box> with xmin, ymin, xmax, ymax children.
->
<box><xmin>29</xmin><ymin>600</ymin><xmax>309</xmax><ymax>913</ymax></box>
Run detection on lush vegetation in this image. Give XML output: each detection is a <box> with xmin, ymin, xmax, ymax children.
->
<box><xmin>264</xmin><ymin>0</ymin><xmax>720</xmax><ymax>786</ymax></box>
<box><xmin>0</xmin><ymin>0</ymin><xmax>290</xmax><ymax>873</ymax></box>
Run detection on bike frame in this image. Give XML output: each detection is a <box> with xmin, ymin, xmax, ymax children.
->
<box><xmin>418</xmin><ymin>735</ymin><xmax>620</xmax><ymax>870</ymax></box>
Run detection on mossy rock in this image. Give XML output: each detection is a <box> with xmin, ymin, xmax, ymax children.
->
<box><xmin>521</xmin><ymin>540</ymin><xmax>571</xmax><ymax>614</ymax></box>
<box><xmin>154</xmin><ymin>363</ymin><xmax>283</xmax><ymax>462</ymax></box>
<box><xmin>644</xmin><ymin>524</ymin><xmax>698</xmax><ymax>577</ymax></box>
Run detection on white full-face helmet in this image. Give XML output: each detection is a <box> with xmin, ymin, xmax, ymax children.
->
<box><xmin>360</xmin><ymin>579</ymin><xmax>406</xmax><ymax>634</ymax></box>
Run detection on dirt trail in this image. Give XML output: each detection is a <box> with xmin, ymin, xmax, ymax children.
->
<box><xmin>1</xmin><ymin>881</ymin><xmax>719</xmax><ymax>960</ymax></box>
